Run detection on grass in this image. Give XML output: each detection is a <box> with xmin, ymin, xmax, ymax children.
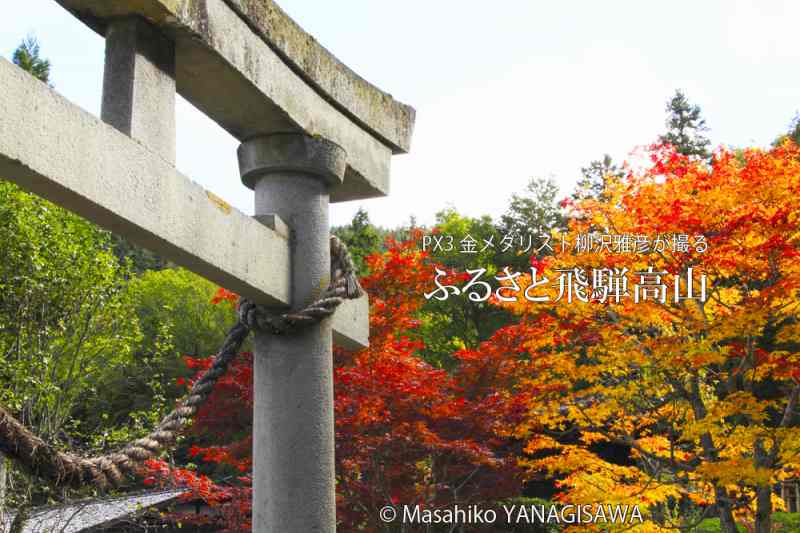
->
<box><xmin>695</xmin><ymin>513</ymin><xmax>800</xmax><ymax>532</ymax></box>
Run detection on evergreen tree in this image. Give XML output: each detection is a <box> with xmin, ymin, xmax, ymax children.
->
<box><xmin>496</xmin><ymin>176</ymin><xmax>565</xmax><ymax>271</ymax></box>
<box><xmin>12</xmin><ymin>36</ymin><xmax>50</xmax><ymax>84</ymax></box>
<box><xmin>573</xmin><ymin>154</ymin><xmax>624</xmax><ymax>201</ymax></box>
<box><xmin>500</xmin><ymin>177</ymin><xmax>565</xmax><ymax>239</ymax></box>
<box><xmin>773</xmin><ymin>112</ymin><xmax>800</xmax><ymax>147</ymax></box>
<box><xmin>788</xmin><ymin>114</ymin><xmax>800</xmax><ymax>145</ymax></box>
<box><xmin>332</xmin><ymin>208</ymin><xmax>385</xmax><ymax>277</ymax></box>
<box><xmin>658</xmin><ymin>89</ymin><xmax>711</xmax><ymax>159</ymax></box>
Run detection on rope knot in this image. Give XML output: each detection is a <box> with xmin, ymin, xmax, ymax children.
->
<box><xmin>239</xmin><ymin>235</ymin><xmax>364</xmax><ymax>335</ymax></box>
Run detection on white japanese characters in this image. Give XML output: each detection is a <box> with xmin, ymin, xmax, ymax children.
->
<box><xmin>425</xmin><ymin>266</ymin><xmax>708</xmax><ymax>304</ymax></box>
<box><xmin>421</xmin><ymin>231</ymin><xmax>708</xmax><ymax>255</ymax></box>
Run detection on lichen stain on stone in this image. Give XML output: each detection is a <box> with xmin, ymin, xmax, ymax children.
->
<box><xmin>309</xmin><ymin>274</ymin><xmax>331</xmax><ymax>302</ymax></box>
<box><xmin>157</xmin><ymin>0</ymin><xmax>181</xmax><ymax>15</ymax></box>
<box><xmin>206</xmin><ymin>190</ymin><xmax>232</xmax><ymax>214</ymax></box>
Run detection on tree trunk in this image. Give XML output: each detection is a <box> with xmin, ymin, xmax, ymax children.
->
<box><xmin>754</xmin><ymin>485</ymin><xmax>772</xmax><ymax>533</ymax></box>
<box><xmin>0</xmin><ymin>452</ymin><xmax>6</xmax><ymax>509</ymax></box>
<box><xmin>688</xmin><ymin>380</ymin><xmax>739</xmax><ymax>533</ymax></box>
<box><xmin>753</xmin><ymin>440</ymin><xmax>773</xmax><ymax>533</ymax></box>
<box><xmin>714</xmin><ymin>486</ymin><xmax>738</xmax><ymax>533</ymax></box>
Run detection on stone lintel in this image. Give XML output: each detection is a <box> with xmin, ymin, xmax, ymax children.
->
<box><xmin>54</xmin><ymin>0</ymin><xmax>415</xmax><ymax>202</ymax></box>
<box><xmin>0</xmin><ymin>59</ymin><xmax>369</xmax><ymax>349</ymax></box>
<box><xmin>331</xmin><ymin>296</ymin><xmax>369</xmax><ymax>352</ymax></box>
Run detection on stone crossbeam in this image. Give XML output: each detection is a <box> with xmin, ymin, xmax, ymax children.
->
<box><xmin>55</xmin><ymin>0</ymin><xmax>416</xmax><ymax>202</ymax></box>
<box><xmin>0</xmin><ymin>59</ymin><xmax>368</xmax><ymax>351</ymax></box>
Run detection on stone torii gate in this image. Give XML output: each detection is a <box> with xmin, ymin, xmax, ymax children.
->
<box><xmin>0</xmin><ymin>1</ymin><xmax>415</xmax><ymax>531</ymax></box>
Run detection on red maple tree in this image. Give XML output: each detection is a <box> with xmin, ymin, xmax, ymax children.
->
<box><xmin>144</xmin><ymin>232</ymin><xmax>528</xmax><ymax>531</ymax></box>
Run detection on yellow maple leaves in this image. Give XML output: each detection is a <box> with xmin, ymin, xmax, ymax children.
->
<box><xmin>500</xmin><ymin>142</ymin><xmax>800</xmax><ymax>529</ymax></box>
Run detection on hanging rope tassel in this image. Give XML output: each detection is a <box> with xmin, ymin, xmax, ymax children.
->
<box><xmin>0</xmin><ymin>236</ymin><xmax>363</xmax><ymax>491</ymax></box>
<box><xmin>330</xmin><ymin>233</ymin><xmax>364</xmax><ymax>300</ymax></box>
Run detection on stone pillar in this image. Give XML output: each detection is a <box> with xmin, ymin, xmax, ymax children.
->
<box><xmin>238</xmin><ymin>133</ymin><xmax>346</xmax><ymax>533</ymax></box>
<box><xmin>101</xmin><ymin>17</ymin><xmax>176</xmax><ymax>164</ymax></box>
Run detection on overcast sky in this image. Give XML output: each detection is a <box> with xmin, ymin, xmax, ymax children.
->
<box><xmin>3</xmin><ymin>1</ymin><xmax>800</xmax><ymax>227</ymax></box>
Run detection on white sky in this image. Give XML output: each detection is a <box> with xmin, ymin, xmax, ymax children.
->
<box><xmin>3</xmin><ymin>1</ymin><xmax>800</xmax><ymax>228</ymax></box>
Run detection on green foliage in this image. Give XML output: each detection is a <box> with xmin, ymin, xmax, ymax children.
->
<box><xmin>0</xmin><ymin>181</ymin><xmax>140</xmax><ymax>442</ymax></box>
<box><xmin>417</xmin><ymin>210</ymin><xmax>510</xmax><ymax>366</ymax></box>
<box><xmin>0</xmin><ymin>181</ymin><xmax>143</xmax><ymax>505</ymax></box>
<box><xmin>696</xmin><ymin>518</ymin><xmax>747</xmax><ymax>532</ymax></box>
<box><xmin>773</xmin><ymin>512</ymin><xmax>800</xmax><ymax>531</ymax></box>
<box><xmin>12</xmin><ymin>36</ymin><xmax>50</xmax><ymax>84</ymax></box>
<box><xmin>129</xmin><ymin>268</ymin><xmax>237</xmax><ymax>359</ymax></box>
<box><xmin>332</xmin><ymin>208</ymin><xmax>385</xmax><ymax>277</ymax></box>
<box><xmin>658</xmin><ymin>89</ymin><xmax>711</xmax><ymax>159</ymax></box>
<box><xmin>111</xmin><ymin>235</ymin><xmax>169</xmax><ymax>273</ymax></box>
<box><xmin>0</xmin><ymin>182</ymin><xmax>236</xmax><ymax>504</ymax></box>
<box><xmin>416</xmin><ymin>180</ymin><xmax>564</xmax><ymax>367</ymax></box>
<box><xmin>79</xmin><ymin>268</ymin><xmax>238</xmax><ymax>436</ymax></box>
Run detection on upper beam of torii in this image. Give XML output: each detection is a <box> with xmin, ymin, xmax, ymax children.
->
<box><xmin>56</xmin><ymin>0</ymin><xmax>415</xmax><ymax>200</ymax></box>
